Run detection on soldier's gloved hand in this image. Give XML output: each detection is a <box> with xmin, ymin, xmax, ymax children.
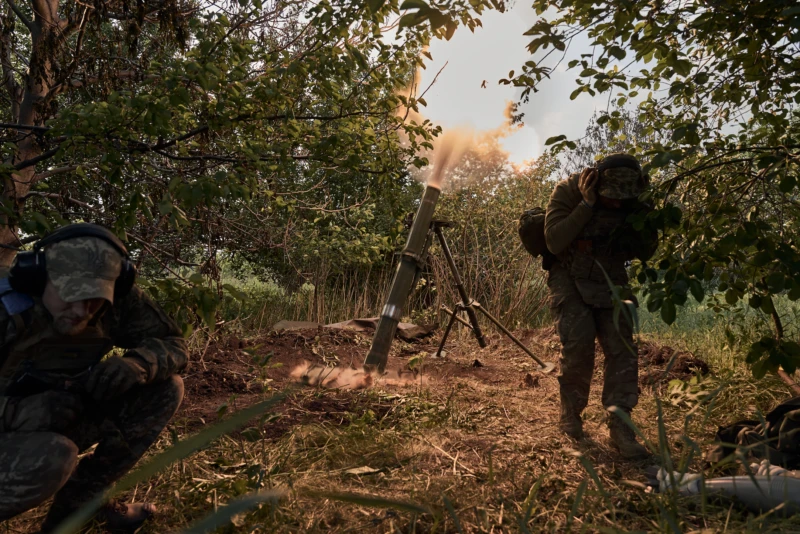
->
<box><xmin>578</xmin><ymin>167</ymin><xmax>599</xmax><ymax>206</ymax></box>
<box><xmin>86</xmin><ymin>356</ymin><xmax>149</xmax><ymax>401</ymax></box>
<box><xmin>3</xmin><ymin>390</ymin><xmax>83</xmax><ymax>432</ymax></box>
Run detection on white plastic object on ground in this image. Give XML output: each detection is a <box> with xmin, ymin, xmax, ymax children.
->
<box><xmin>658</xmin><ymin>460</ymin><xmax>800</xmax><ymax>515</ymax></box>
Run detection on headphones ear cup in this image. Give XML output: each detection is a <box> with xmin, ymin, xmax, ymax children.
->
<box><xmin>114</xmin><ymin>259</ymin><xmax>137</xmax><ymax>300</ymax></box>
<box><xmin>9</xmin><ymin>251</ymin><xmax>48</xmax><ymax>296</ymax></box>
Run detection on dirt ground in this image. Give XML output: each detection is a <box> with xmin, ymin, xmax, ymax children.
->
<box><xmin>5</xmin><ymin>324</ymin><xmax>726</xmax><ymax>533</ymax></box>
<box><xmin>178</xmin><ymin>325</ymin><xmax>709</xmax><ymax>432</ymax></box>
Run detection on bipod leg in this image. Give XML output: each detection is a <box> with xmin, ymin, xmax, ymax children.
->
<box><xmin>472</xmin><ymin>302</ymin><xmax>555</xmax><ymax>373</ymax></box>
<box><xmin>441</xmin><ymin>305</ymin><xmax>473</xmax><ymax>330</ymax></box>
<box><xmin>436</xmin><ymin>304</ymin><xmax>461</xmax><ymax>357</ymax></box>
<box><xmin>434</xmin><ymin>226</ymin><xmax>487</xmax><ymax>348</ymax></box>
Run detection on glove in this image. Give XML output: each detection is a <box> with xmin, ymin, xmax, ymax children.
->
<box><xmin>2</xmin><ymin>390</ymin><xmax>84</xmax><ymax>432</ymax></box>
<box><xmin>86</xmin><ymin>356</ymin><xmax>149</xmax><ymax>401</ymax></box>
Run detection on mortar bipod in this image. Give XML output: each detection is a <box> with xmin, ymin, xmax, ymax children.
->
<box><xmin>432</xmin><ymin>222</ymin><xmax>555</xmax><ymax>374</ymax></box>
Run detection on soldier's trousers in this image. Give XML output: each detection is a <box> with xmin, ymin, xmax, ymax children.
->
<box><xmin>549</xmin><ymin>274</ymin><xmax>639</xmax><ymax>415</ymax></box>
<box><xmin>0</xmin><ymin>375</ymin><xmax>183</xmax><ymax>529</ymax></box>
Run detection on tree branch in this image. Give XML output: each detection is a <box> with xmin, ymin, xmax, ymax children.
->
<box><xmin>23</xmin><ymin>191</ymin><xmax>98</xmax><ymax>212</ymax></box>
<box><xmin>0</xmin><ymin>122</ymin><xmax>49</xmax><ymax>132</ymax></box>
<box><xmin>32</xmin><ymin>164</ymin><xmax>78</xmax><ymax>180</ymax></box>
<box><xmin>4</xmin><ymin>0</ymin><xmax>35</xmax><ymax>34</ymax></box>
<box><xmin>12</xmin><ymin>145</ymin><xmax>60</xmax><ymax>171</ymax></box>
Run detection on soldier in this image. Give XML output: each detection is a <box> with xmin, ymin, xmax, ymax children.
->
<box><xmin>0</xmin><ymin>223</ymin><xmax>188</xmax><ymax>532</ymax></box>
<box><xmin>545</xmin><ymin>154</ymin><xmax>656</xmax><ymax>459</ymax></box>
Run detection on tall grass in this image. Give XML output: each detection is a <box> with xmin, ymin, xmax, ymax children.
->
<box><xmin>639</xmin><ymin>295</ymin><xmax>800</xmax><ymax>372</ymax></box>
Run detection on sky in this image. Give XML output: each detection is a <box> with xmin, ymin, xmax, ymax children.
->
<box><xmin>417</xmin><ymin>2</ymin><xmax>606</xmax><ymax>165</ymax></box>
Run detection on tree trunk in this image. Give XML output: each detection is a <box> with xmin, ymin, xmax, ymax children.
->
<box><xmin>0</xmin><ymin>0</ymin><xmax>61</xmax><ymax>265</ymax></box>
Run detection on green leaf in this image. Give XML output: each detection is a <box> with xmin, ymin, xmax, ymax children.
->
<box><xmin>779</xmin><ymin>175</ymin><xmax>796</xmax><ymax>193</ymax></box>
<box><xmin>367</xmin><ymin>0</ymin><xmax>387</xmax><ymax>12</ymax></box>
<box><xmin>445</xmin><ymin>20</ymin><xmax>458</xmax><ymax>40</ymax></box>
<box><xmin>399</xmin><ymin>0</ymin><xmax>428</xmax><ymax>8</ymax></box>
<box><xmin>689</xmin><ymin>279</ymin><xmax>704</xmax><ymax>302</ymax></box>
<box><xmin>608</xmin><ymin>46</ymin><xmax>626</xmax><ymax>60</ymax></box>
<box><xmin>545</xmin><ymin>134</ymin><xmax>566</xmax><ymax>145</ymax></box>
<box><xmin>766</xmin><ymin>273</ymin><xmax>785</xmax><ymax>293</ymax></box>
<box><xmin>725</xmin><ymin>289</ymin><xmax>739</xmax><ymax>305</ymax></box>
<box><xmin>661</xmin><ymin>298</ymin><xmax>676</xmax><ymax>325</ymax></box>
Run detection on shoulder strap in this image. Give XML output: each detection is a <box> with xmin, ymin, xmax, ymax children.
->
<box><xmin>0</xmin><ymin>277</ymin><xmax>34</xmax><ymax>316</ymax></box>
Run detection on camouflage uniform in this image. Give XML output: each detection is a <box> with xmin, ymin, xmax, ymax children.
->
<box><xmin>0</xmin><ymin>237</ymin><xmax>188</xmax><ymax>529</ymax></box>
<box><xmin>544</xmin><ymin>163</ymin><xmax>656</xmax><ymax>432</ymax></box>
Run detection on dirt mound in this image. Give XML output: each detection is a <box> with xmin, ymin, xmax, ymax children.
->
<box><xmin>639</xmin><ymin>341</ymin><xmax>710</xmax><ymax>387</ymax></box>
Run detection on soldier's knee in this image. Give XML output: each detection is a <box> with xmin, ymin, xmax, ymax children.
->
<box><xmin>42</xmin><ymin>433</ymin><xmax>79</xmax><ymax>486</ymax></box>
<box><xmin>562</xmin><ymin>331</ymin><xmax>596</xmax><ymax>355</ymax></box>
<box><xmin>0</xmin><ymin>433</ymin><xmax>78</xmax><ymax>520</ymax></box>
<box><xmin>145</xmin><ymin>374</ymin><xmax>184</xmax><ymax>415</ymax></box>
<box><xmin>165</xmin><ymin>374</ymin><xmax>184</xmax><ymax>409</ymax></box>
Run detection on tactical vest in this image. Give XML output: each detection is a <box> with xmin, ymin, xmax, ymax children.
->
<box><xmin>561</xmin><ymin>207</ymin><xmax>631</xmax><ymax>308</ymax></box>
<box><xmin>0</xmin><ymin>291</ymin><xmax>113</xmax><ymax>397</ymax></box>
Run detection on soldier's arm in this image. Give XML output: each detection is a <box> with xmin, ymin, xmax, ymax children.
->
<box><xmin>0</xmin><ymin>304</ymin><xmax>24</xmax><ymax>429</ymax></box>
<box><xmin>109</xmin><ymin>285</ymin><xmax>188</xmax><ymax>383</ymax></box>
<box><xmin>545</xmin><ymin>176</ymin><xmax>594</xmax><ymax>255</ymax></box>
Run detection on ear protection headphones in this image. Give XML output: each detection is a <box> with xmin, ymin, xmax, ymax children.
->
<box><xmin>8</xmin><ymin>223</ymin><xmax>137</xmax><ymax>299</ymax></box>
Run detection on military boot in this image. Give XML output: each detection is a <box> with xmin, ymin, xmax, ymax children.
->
<box><xmin>559</xmin><ymin>403</ymin><xmax>584</xmax><ymax>440</ymax></box>
<box><xmin>608</xmin><ymin>412</ymin><xmax>651</xmax><ymax>460</ymax></box>
<box><xmin>102</xmin><ymin>500</ymin><xmax>157</xmax><ymax>533</ymax></box>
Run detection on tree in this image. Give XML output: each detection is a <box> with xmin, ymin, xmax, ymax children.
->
<box><xmin>0</xmin><ymin>0</ymin><xmax>498</xmax><ymax>329</ymax></box>
<box><xmin>502</xmin><ymin>0</ymin><xmax>800</xmax><ymax>376</ymax></box>
<box><xmin>559</xmin><ymin>106</ymin><xmax>663</xmax><ymax>175</ymax></box>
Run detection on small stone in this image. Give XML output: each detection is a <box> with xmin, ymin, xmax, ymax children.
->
<box><xmin>472</xmin><ymin>359</ymin><xmax>484</xmax><ymax>368</ymax></box>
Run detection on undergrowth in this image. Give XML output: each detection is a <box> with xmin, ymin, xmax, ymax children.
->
<box><xmin>10</xmin><ymin>293</ymin><xmax>800</xmax><ymax>533</ymax></box>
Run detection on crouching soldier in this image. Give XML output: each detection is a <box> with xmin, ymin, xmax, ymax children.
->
<box><xmin>0</xmin><ymin>224</ymin><xmax>188</xmax><ymax>532</ymax></box>
<box><xmin>545</xmin><ymin>154</ymin><xmax>657</xmax><ymax>459</ymax></box>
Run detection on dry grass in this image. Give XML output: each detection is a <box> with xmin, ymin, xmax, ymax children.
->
<box><xmin>5</xmin><ymin>326</ymin><xmax>800</xmax><ymax>534</ymax></box>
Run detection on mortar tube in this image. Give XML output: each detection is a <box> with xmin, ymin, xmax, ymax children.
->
<box><xmin>364</xmin><ymin>185</ymin><xmax>441</xmax><ymax>373</ymax></box>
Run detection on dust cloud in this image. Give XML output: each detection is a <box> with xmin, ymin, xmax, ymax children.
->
<box><xmin>290</xmin><ymin>362</ymin><xmax>426</xmax><ymax>390</ymax></box>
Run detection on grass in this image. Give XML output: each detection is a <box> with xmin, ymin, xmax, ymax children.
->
<box><xmin>7</xmin><ymin>290</ymin><xmax>800</xmax><ymax>533</ymax></box>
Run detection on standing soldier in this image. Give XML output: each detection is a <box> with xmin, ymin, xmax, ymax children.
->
<box><xmin>545</xmin><ymin>154</ymin><xmax>656</xmax><ymax>459</ymax></box>
<box><xmin>0</xmin><ymin>224</ymin><xmax>188</xmax><ymax>532</ymax></box>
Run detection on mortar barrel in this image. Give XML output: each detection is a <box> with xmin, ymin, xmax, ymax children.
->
<box><xmin>364</xmin><ymin>185</ymin><xmax>441</xmax><ymax>372</ymax></box>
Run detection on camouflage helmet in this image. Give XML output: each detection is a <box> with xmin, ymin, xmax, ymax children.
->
<box><xmin>44</xmin><ymin>237</ymin><xmax>123</xmax><ymax>304</ymax></box>
<box><xmin>597</xmin><ymin>153</ymin><xmax>647</xmax><ymax>200</ymax></box>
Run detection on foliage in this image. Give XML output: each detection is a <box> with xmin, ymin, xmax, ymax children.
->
<box><xmin>0</xmin><ymin>0</ymin><xmax>498</xmax><ymax>330</ymax></box>
<box><xmin>559</xmin><ymin>107</ymin><xmax>664</xmax><ymax>175</ymax></box>
<box><xmin>506</xmin><ymin>0</ymin><xmax>800</xmax><ymax>376</ymax></box>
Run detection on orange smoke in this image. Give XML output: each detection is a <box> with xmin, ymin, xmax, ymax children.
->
<box><xmin>398</xmin><ymin>46</ymin><xmax>528</xmax><ymax>189</ymax></box>
<box><xmin>426</xmin><ymin>129</ymin><xmax>474</xmax><ymax>189</ymax></box>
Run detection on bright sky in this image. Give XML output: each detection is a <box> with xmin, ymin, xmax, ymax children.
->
<box><xmin>418</xmin><ymin>2</ymin><xmax>605</xmax><ymax>165</ymax></box>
